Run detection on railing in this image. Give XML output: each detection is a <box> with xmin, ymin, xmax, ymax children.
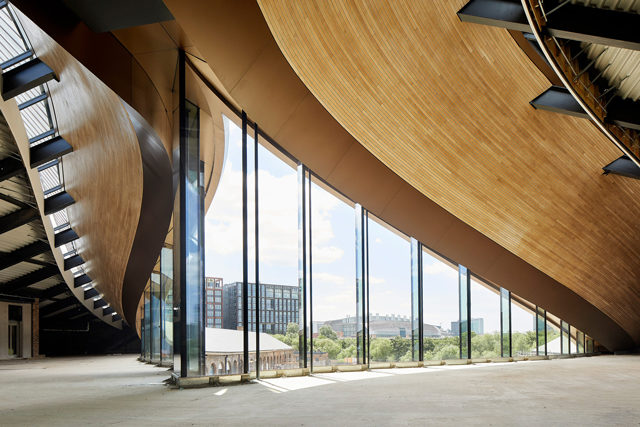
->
<box><xmin>527</xmin><ymin>0</ymin><xmax>640</xmax><ymax>156</ymax></box>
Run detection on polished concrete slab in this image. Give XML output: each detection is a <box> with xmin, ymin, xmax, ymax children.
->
<box><xmin>0</xmin><ymin>354</ymin><xmax>638</xmax><ymax>426</ymax></box>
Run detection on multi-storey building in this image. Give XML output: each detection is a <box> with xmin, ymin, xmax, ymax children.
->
<box><xmin>451</xmin><ymin>318</ymin><xmax>484</xmax><ymax>336</ymax></box>
<box><xmin>205</xmin><ymin>277</ymin><xmax>224</xmax><ymax>328</ymax></box>
<box><xmin>223</xmin><ymin>282</ymin><xmax>299</xmax><ymax>334</ymax></box>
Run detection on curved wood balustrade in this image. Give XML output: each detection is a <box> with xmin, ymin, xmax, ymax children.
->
<box><xmin>17</xmin><ymin>12</ymin><xmax>144</xmax><ymax>320</ymax></box>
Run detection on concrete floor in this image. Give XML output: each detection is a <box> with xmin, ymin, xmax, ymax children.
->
<box><xmin>1</xmin><ymin>355</ymin><xmax>639</xmax><ymax>426</ymax></box>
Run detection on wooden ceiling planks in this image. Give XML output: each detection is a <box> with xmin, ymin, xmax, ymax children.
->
<box><xmin>256</xmin><ymin>0</ymin><xmax>640</xmax><ymax>343</ymax></box>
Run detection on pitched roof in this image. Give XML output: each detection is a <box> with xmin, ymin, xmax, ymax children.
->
<box><xmin>205</xmin><ymin>328</ymin><xmax>293</xmax><ymax>353</ymax></box>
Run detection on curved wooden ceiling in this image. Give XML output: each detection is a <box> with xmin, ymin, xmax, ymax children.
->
<box><xmin>256</xmin><ymin>0</ymin><xmax>640</xmax><ymax>345</ymax></box>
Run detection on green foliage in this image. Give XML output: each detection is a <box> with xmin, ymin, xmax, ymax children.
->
<box><xmin>512</xmin><ymin>331</ymin><xmax>537</xmax><ymax>356</ymax></box>
<box><xmin>471</xmin><ymin>332</ymin><xmax>500</xmax><ymax>358</ymax></box>
<box><xmin>390</xmin><ymin>336</ymin><xmax>410</xmax><ymax>361</ymax></box>
<box><xmin>286</xmin><ymin>322</ymin><xmax>298</xmax><ymax>336</ymax></box>
<box><xmin>270</xmin><ymin>320</ymin><xmax>551</xmax><ymax>363</ymax></box>
<box><xmin>314</xmin><ymin>337</ymin><xmax>341</xmax><ymax>359</ymax></box>
<box><xmin>318</xmin><ymin>325</ymin><xmax>338</xmax><ymax>340</ymax></box>
<box><xmin>399</xmin><ymin>349</ymin><xmax>413</xmax><ymax>362</ymax></box>
<box><xmin>423</xmin><ymin>336</ymin><xmax>459</xmax><ymax>360</ymax></box>
<box><xmin>370</xmin><ymin>338</ymin><xmax>392</xmax><ymax>361</ymax></box>
<box><xmin>337</xmin><ymin>344</ymin><xmax>356</xmax><ymax>360</ymax></box>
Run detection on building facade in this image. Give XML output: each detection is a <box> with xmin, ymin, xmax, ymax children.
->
<box><xmin>319</xmin><ymin>314</ymin><xmax>443</xmax><ymax>339</ymax></box>
<box><xmin>205</xmin><ymin>277</ymin><xmax>223</xmax><ymax>328</ymax></box>
<box><xmin>223</xmin><ymin>282</ymin><xmax>299</xmax><ymax>334</ymax></box>
<box><xmin>451</xmin><ymin>318</ymin><xmax>484</xmax><ymax>336</ymax></box>
<box><xmin>205</xmin><ymin>328</ymin><xmax>297</xmax><ymax>375</ymax></box>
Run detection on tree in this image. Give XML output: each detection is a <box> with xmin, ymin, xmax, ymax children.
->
<box><xmin>471</xmin><ymin>332</ymin><xmax>499</xmax><ymax>358</ymax></box>
<box><xmin>370</xmin><ymin>338</ymin><xmax>392</xmax><ymax>361</ymax></box>
<box><xmin>390</xmin><ymin>336</ymin><xmax>411</xmax><ymax>361</ymax></box>
<box><xmin>338</xmin><ymin>344</ymin><xmax>357</xmax><ymax>360</ymax></box>
<box><xmin>314</xmin><ymin>337</ymin><xmax>341</xmax><ymax>359</ymax></box>
<box><xmin>286</xmin><ymin>322</ymin><xmax>298</xmax><ymax>336</ymax></box>
<box><xmin>319</xmin><ymin>325</ymin><xmax>338</xmax><ymax>341</ymax></box>
<box><xmin>434</xmin><ymin>344</ymin><xmax>458</xmax><ymax>360</ymax></box>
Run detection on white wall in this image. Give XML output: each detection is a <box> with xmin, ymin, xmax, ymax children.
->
<box><xmin>0</xmin><ymin>301</ymin><xmax>32</xmax><ymax>359</ymax></box>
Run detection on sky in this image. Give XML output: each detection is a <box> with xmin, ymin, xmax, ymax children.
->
<box><xmin>205</xmin><ymin>116</ymin><xmax>529</xmax><ymax>333</ymax></box>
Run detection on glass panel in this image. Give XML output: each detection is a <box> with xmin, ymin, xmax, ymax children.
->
<box><xmin>536</xmin><ymin>307</ymin><xmax>546</xmax><ymax>356</ymax></box>
<box><xmin>144</xmin><ymin>286</ymin><xmax>151</xmax><ymax>361</ymax></box>
<box><xmin>500</xmin><ymin>288</ymin><xmax>511</xmax><ymax>357</ymax></box>
<box><xmin>355</xmin><ymin>204</ymin><xmax>366</xmax><ymax>364</ymax></box>
<box><xmin>422</xmin><ymin>248</ymin><xmax>459</xmax><ymax>360</ymax></box>
<box><xmin>161</xmin><ymin>247</ymin><xmax>173</xmax><ymax>364</ymax></box>
<box><xmin>561</xmin><ymin>320</ymin><xmax>570</xmax><ymax>354</ymax></box>
<box><xmin>459</xmin><ymin>265</ymin><xmax>469</xmax><ymax>359</ymax></box>
<box><xmin>470</xmin><ymin>276</ymin><xmax>500</xmax><ymax>359</ymax></box>
<box><xmin>204</xmin><ymin>116</ymin><xmax>245</xmax><ymax>376</ymax></box>
<box><xmin>311</xmin><ymin>180</ymin><xmax>356</xmax><ymax>368</ymax></box>
<box><xmin>569</xmin><ymin>325</ymin><xmax>577</xmax><ymax>354</ymax></box>
<box><xmin>546</xmin><ymin>312</ymin><xmax>561</xmax><ymax>355</ymax></box>
<box><xmin>183</xmin><ymin>100</ymin><xmax>204</xmax><ymax>376</ymax></box>
<box><xmin>151</xmin><ymin>272</ymin><xmax>161</xmax><ymax>363</ymax></box>
<box><xmin>140</xmin><ymin>304</ymin><xmax>145</xmax><ymax>360</ymax></box>
<box><xmin>586</xmin><ymin>337</ymin><xmax>594</xmax><ymax>353</ymax></box>
<box><xmin>576</xmin><ymin>330</ymin><xmax>584</xmax><ymax>354</ymax></box>
<box><xmin>510</xmin><ymin>295</ymin><xmax>537</xmax><ymax>357</ymax></box>
<box><xmin>297</xmin><ymin>164</ymin><xmax>308</xmax><ymax>367</ymax></box>
<box><xmin>367</xmin><ymin>216</ymin><xmax>411</xmax><ymax>363</ymax></box>
<box><xmin>252</xmin><ymin>139</ymin><xmax>299</xmax><ymax>372</ymax></box>
<box><xmin>410</xmin><ymin>238</ymin><xmax>421</xmax><ymax>361</ymax></box>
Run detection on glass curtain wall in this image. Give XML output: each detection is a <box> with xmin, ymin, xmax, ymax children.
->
<box><xmin>255</xmin><ymin>138</ymin><xmax>299</xmax><ymax>371</ymax></box>
<box><xmin>586</xmin><ymin>336</ymin><xmax>594</xmax><ymax>353</ymax></box>
<box><xmin>204</xmin><ymin>116</ymin><xmax>245</xmax><ymax>376</ymax></box>
<box><xmin>161</xmin><ymin>247</ymin><xmax>173</xmax><ymax>364</ymax></box>
<box><xmin>171</xmin><ymin>52</ymin><xmax>604</xmax><ymax>378</ymax></box>
<box><xmin>510</xmin><ymin>295</ymin><xmax>537</xmax><ymax>356</ymax></box>
<box><xmin>576</xmin><ymin>330</ymin><xmax>585</xmax><ymax>354</ymax></box>
<box><xmin>410</xmin><ymin>239</ymin><xmax>422</xmax><ymax>361</ymax></box>
<box><xmin>536</xmin><ymin>307</ymin><xmax>546</xmax><ymax>355</ymax></box>
<box><xmin>311</xmin><ymin>179</ymin><xmax>356</xmax><ymax>368</ymax></box>
<box><xmin>140</xmin><ymin>299</ymin><xmax>146</xmax><ymax>361</ymax></box>
<box><xmin>459</xmin><ymin>266</ymin><xmax>470</xmax><ymax>359</ymax></box>
<box><xmin>367</xmin><ymin>216</ymin><xmax>411</xmax><ymax>363</ymax></box>
<box><xmin>470</xmin><ymin>276</ymin><xmax>501</xmax><ymax>358</ymax></box>
<box><xmin>144</xmin><ymin>285</ymin><xmax>151</xmax><ymax>361</ymax></box>
<box><xmin>500</xmin><ymin>288</ymin><xmax>511</xmax><ymax>357</ymax></box>
<box><xmin>151</xmin><ymin>272</ymin><xmax>161</xmax><ymax>364</ymax></box>
<box><xmin>570</xmin><ymin>326</ymin><xmax>578</xmax><ymax>354</ymax></box>
<box><xmin>355</xmin><ymin>204</ymin><xmax>368</xmax><ymax>365</ymax></box>
<box><xmin>181</xmin><ymin>98</ymin><xmax>204</xmax><ymax>376</ymax></box>
<box><xmin>546</xmin><ymin>312</ymin><xmax>562</xmax><ymax>355</ymax></box>
<box><xmin>561</xmin><ymin>320</ymin><xmax>570</xmax><ymax>354</ymax></box>
<box><xmin>422</xmin><ymin>248</ymin><xmax>459</xmax><ymax>361</ymax></box>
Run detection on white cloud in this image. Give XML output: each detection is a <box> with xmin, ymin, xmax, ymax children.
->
<box><xmin>423</xmin><ymin>261</ymin><xmax>458</xmax><ymax>279</ymax></box>
<box><xmin>369</xmin><ymin>276</ymin><xmax>385</xmax><ymax>285</ymax></box>
<box><xmin>206</xmin><ymin>119</ymin><xmax>346</xmax><ymax>271</ymax></box>
<box><xmin>313</xmin><ymin>272</ymin><xmax>346</xmax><ymax>286</ymax></box>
